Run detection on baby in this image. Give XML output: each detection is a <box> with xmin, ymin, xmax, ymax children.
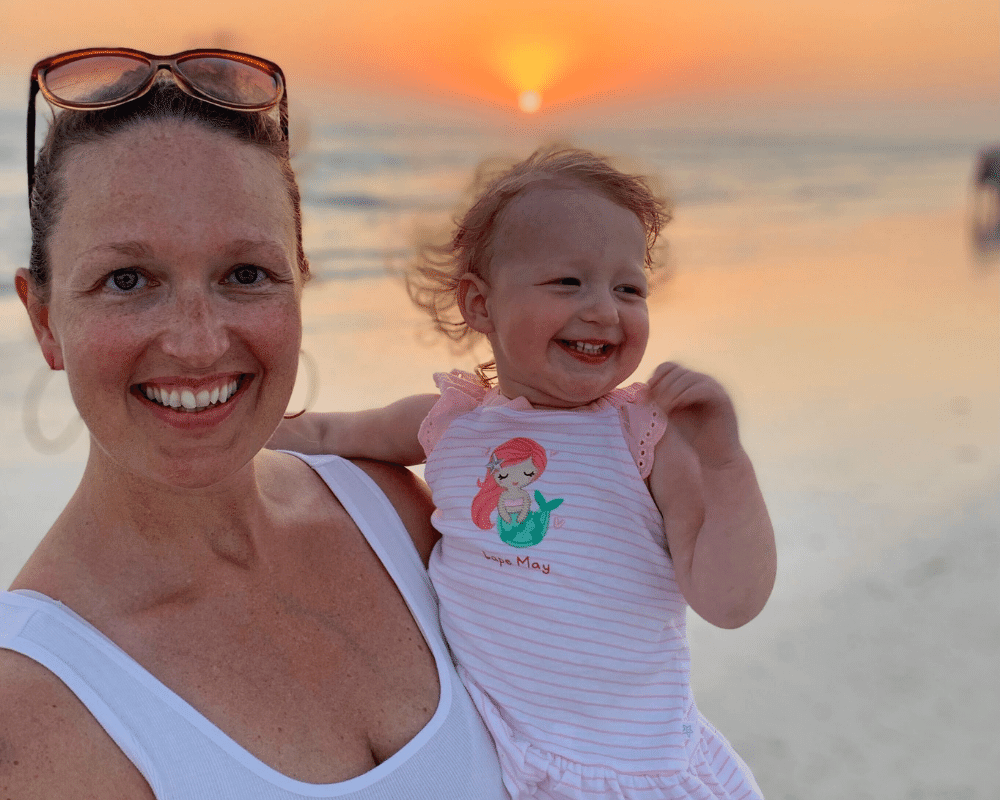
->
<box><xmin>276</xmin><ymin>146</ymin><xmax>776</xmax><ymax>799</ymax></box>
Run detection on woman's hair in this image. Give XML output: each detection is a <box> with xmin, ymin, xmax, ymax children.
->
<box><xmin>27</xmin><ymin>80</ymin><xmax>308</xmax><ymax>302</ymax></box>
<box><xmin>471</xmin><ymin>437</ymin><xmax>548</xmax><ymax>530</ymax></box>
<box><xmin>406</xmin><ymin>145</ymin><xmax>671</xmax><ymax>363</ymax></box>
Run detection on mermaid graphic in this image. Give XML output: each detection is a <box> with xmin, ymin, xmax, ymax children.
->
<box><xmin>471</xmin><ymin>438</ymin><xmax>563</xmax><ymax>548</ymax></box>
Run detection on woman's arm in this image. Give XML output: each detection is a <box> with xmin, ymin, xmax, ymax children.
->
<box><xmin>0</xmin><ymin>651</ymin><xmax>156</xmax><ymax>799</ymax></box>
<box><xmin>268</xmin><ymin>394</ymin><xmax>439</xmax><ymax>466</ymax></box>
<box><xmin>646</xmin><ymin>363</ymin><xmax>777</xmax><ymax>629</ymax></box>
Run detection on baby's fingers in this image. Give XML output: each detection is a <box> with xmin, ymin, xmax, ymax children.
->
<box><xmin>649</xmin><ymin>364</ymin><xmax>721</xmax><ymax>411</ymax></box>
<box><xmin>647</xmin><ymin>361</ymin><xmax>685</xmax><ymax>389</ymax></box>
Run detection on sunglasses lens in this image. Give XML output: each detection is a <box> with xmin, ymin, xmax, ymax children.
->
<box><xmin>176</xmin><ymin>57</ymin><xmax>280</xmax><ymax>107</ymax></box>
<box><xmin>43</xmin><ymin>55</ymin><xmax>152</xmax><ymax>105</ymax></box>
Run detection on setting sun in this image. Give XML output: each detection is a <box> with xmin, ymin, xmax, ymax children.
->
<box><xmin>494</xmin><ymin>39</ymin><xmax>567</xmax><ymax>111</ymax></box>
<box><xmin>518</xmin><ymin>90</ymin><xmax>542</xmax><ymax>113</ymax></box>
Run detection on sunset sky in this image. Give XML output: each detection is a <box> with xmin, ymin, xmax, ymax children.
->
<box><xmin>0</xmin><ymin>0</ymin><xmax>996</xmax><ymax>119</ymax></box>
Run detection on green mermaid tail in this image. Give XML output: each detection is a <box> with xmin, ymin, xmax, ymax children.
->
<box><xmin>497</xmin><ymin>491</ymin><xmax>564</xmax><ymax>548</ymax></box>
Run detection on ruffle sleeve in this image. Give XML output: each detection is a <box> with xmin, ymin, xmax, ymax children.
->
<box><xmin>417</xmin><ymin>370</ymin><xmax>490</xmax><ymax>457</ymax></box>
<box><xmin>605</xmin><ymin>382</ymin><xmax>668</xmax><ymax>480</ymax></box>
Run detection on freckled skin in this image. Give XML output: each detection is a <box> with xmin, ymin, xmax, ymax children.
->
<box><xmin>38</xmin><ymin>122</ymin><xmax>302</xmax><ymax>490</ymax></box>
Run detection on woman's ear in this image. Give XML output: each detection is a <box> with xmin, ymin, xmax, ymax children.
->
<box><xmin>16</xmin><ymin>269</ymin><xmax>63</xmax><ymax>371</ymax></box>
<box><xmin>458</xmin><ymin>272</ymin><xmax>494</xmax><ymax>335</ymax></box>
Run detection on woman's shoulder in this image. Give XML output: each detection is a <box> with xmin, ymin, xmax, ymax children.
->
<box><xmin>350</xmin><ymin>458</ymin><xmax>438</xmax><ymax>564</ymax></box>
<box><xmin>277</xmin><ymin>452</ymin><xmax>439</xmax><ymax>567</ymax></box>
<box><xmin>0</xmin><ymin>647</ymin><xmax>154</xmax><ymax>798</ymax></box>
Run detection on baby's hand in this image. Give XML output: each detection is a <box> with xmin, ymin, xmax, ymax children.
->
<box><xmin>647</xmin><ymin>362</ymin><xmax>744</xmax><ymax>469</ymax></box>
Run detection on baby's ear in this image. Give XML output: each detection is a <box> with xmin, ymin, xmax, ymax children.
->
<box><xmin>458</xmin><ymin>273</ymin><xmax>494</xmax><ymax>334</ymax></box>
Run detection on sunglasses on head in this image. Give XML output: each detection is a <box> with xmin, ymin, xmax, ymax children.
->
<box><xmin>27</xmin><ymin>47</ymin><xmax>287</xmax><ymax>204</ymax></box>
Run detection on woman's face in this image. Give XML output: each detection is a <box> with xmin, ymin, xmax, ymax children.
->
<box><xmin>23</xmin><ymin>120</ymin><xmax>302</xmax><ymax>489</ymax></box>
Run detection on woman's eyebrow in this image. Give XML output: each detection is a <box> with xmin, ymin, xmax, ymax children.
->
<box><xmin>78</xmin><ymin>239</ymin><xmax>289</xmax><ymax>261</ymax></box>
<box><xmin>223</xmin><ymin>238</ymin><xmax>290</xmax><ymax>261</ymax></box>
<box><xmin>80</xmin><ymin>241</ymin><xmax>151</xmax><ymax>260</ymax></box>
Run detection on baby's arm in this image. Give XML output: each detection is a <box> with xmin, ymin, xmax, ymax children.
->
<box><xmin>267</xmin><ymin>394</ymin><xmax>439</xmax><ymax>466</ymax></box>
<box><xmin>646</xmin><ymin>363</ymin><xmax>777</xmax><ymax>629</ymax></box>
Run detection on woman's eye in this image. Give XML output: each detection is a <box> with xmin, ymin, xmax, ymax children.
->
<box><xmin>228</xmin><ymin>265</ymin><xmax>266</xmax><ymax>286</ymax></box>
<box><xmin>105</xmin><ymin>269</ymin><xmax>146</xmax><ymax>292</ymax></box>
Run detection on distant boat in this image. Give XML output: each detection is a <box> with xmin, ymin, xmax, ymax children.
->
<box><xmin>971</xmin><ymin>146</ymin><xmax>1000</xmax><ymax>252</ymax></box>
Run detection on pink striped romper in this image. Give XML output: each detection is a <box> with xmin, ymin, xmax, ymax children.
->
<box><xmin>418</xmin><ymin>371</ymin><xmax>764</xmax><ymax>800</ymax></box>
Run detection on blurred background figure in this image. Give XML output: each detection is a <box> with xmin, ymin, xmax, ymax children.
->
<box><xmin>971</xmin><ymin>144</ymin><xmax>1000</xmax><ymax>257</ymax></box>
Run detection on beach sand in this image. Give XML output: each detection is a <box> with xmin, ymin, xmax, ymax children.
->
<box><xmin>1</xmin><ymin>205</ymin><xmax>996</xmax><ymax>797</ymax></box>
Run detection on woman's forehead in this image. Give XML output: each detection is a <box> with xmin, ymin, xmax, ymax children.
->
<box><xmin>67</xmin><ymin>120</ymin><xmax>283</xmax><ymax>193</ymax></box>
<box><xmin>54</xmin><ymin>120</ymin><xmax>295</xmax><ymax>251</ymax></box>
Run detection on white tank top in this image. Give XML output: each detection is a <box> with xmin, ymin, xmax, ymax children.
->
<box><xmin>0</xmin><ymin>454</ymin><xmax>509</xmax><ymax>800</ymax></box>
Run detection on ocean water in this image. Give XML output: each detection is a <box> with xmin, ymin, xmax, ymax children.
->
<box><xmin>0</xmin><ymin>99</ymin><xmax>988</xmax><ymax>292</ymax></box>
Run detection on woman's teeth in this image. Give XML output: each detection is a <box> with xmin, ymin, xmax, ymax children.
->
<box><xmin>142</xmin><ymin>379</ymin><xmax>240</xmax><ymax>412</ymax></box>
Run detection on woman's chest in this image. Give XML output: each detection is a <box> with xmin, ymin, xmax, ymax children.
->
<box><xmin>111</xmin><ymin>542</ymin><xmax>441</xmax><ymax>784</ymax></box>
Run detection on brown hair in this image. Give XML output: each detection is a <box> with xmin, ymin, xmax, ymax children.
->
<box><xmin>406</xmin><ymin>145</ymin><xmax>671</xmax><ymax>360</ymax></box>
<box><xmin>27</xmin><ymin>81</ymin><xmax>308</xmax><ymax>302</ymax></box>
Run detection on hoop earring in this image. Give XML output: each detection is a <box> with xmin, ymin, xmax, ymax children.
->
<box><xmin>284</xmin><ymin>348</ymin><xmax>319</xmax><ymax>419</ymax></box>
<box><xmin>23</xmin><ymin>365</ymin><xmax>85</xmax><ymax>454</ymax></box>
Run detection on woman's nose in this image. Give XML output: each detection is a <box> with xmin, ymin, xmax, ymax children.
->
<box><xmin>159</xmin><ymin>287</ymin><xmax>229</xmax><ymax>367</ymax></box>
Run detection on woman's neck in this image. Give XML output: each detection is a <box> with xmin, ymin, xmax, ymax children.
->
<box><xmin>13</xmin><ymin>447</ymin><xmax>293</xmax><ymax>610</ymax></box>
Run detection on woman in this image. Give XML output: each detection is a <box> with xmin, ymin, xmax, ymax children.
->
<box><xmin>0</xmin><ymin>48</ymin><xmax>508</xmax><ymax>799</ymax></box>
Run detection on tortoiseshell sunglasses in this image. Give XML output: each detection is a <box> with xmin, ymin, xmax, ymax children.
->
<box><xmin>27</xmin><ymin>47</ymin><xmax>287</xmax><ymax>203</ymax></box>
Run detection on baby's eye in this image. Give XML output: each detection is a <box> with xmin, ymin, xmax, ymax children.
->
<box><xmin>616</xmin><ymin>284</ymin><xmax>646</xmax><ymax>297</ymax></box>
<box><xmin>550</xmin><ymin>277</ymin><xmax>581</xmax><ymax>286</ymax></box>
<box><xmin>226</xmin><ymin>265</ymin><xmax>268</xmax><ymax>286</ymax></box>
<box><xmin>104</xmin><ymin>269</ymin><xmax>147</xmax><ymax>293</ymax></box>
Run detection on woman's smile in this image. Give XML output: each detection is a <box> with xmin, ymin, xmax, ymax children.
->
<box><xmin>136</xmin><ymin>374</ymin><xmax>247</xmax><ymax>413</ymax></box>
<box><xmin>131</xmin><ymin>373</ymin><xmax>256</xmax><ymax>432</ymax></box>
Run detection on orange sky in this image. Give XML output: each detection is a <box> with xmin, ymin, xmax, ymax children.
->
<box><xmin>1</xmin><ymin>0</ymin><xmax>996</xmax><ymax>113</ymax></box>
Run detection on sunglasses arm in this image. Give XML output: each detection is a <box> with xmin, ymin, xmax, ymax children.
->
<box><xmin>26</xmin><ymin>79</ymin><xmax>38</xmax><ymax>208</ymax></box>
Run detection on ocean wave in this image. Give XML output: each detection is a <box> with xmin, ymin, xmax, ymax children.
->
<box><xmin>303</xmin><ymin>192</ymin><xmax>453</xmax><ymax>213</ymax></box>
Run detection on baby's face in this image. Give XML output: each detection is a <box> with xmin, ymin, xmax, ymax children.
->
<box><xmin>481</xmin><ymin>183</ymin><xmax>649</xmax><ymax>408</ymax></box>
<box><xmin>495</xmin><ymin>458</ymin><xmax>538</xmax><ymax>489</ymax></box>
